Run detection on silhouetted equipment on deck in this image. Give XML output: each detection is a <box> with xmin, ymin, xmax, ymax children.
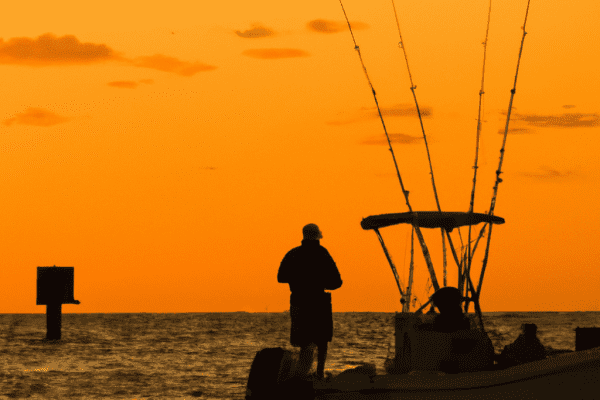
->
<box><xmin>246</xmin><ymin>347</ymin><xmax>308</xmax><ymax>400</ymax></box>
<box><xmin>36</xmin><ymin>266</ymin><xmax>80</xmax><ymax>340</ymax></box>
<box><xmin>575</xmin><ymin>327</ymin><xmax>600</xmax><ymax>352</ymax></box>
<box><xmin>361</xmin><ymin>211</ymin><xmax>505</xmax><ymax>232</ymax></box>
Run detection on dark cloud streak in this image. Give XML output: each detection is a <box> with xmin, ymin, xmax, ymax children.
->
<box><xmin>507</xmin><ymin>111</ymin><xmax>600</xmax><ymax>129</ymax></box>
<box><xmin>378</xmin><ymin>105</ymin><xmax>431</xmax><ymax>118</ymax></box>
<box><xmin>3</xmin><ymin>108</ymin><xmax>70</xmax><ymax>127</ymax></box>
<box><xmin>242</xmin><ymin>48</ymin><xmax>309</xmax><ymax>59</ymax></box>
<box><xmin>107</xmin><ymin>81</ymin><xmax>138</xmax><ymax>89</ymax></box>
<box><xmin>0</xmin><ymin>33</ymin><xmax>216</xmax><ymax>77</ymax></box>
<box><xmin>107</xmin><ymin>79</ymin><xmax>154</xmax><ymax>89</ymax></box>
<box><xmin>362</xmin><ymin>133</ymin><xmax>423</xmax><ymax>145</ymax></box>
<box><xmin>129</xmin><ymin>54</ymin><xmax>216</xmax><ymax>76</ymax></box>
<box><xmin>307</xmin><ymin>19</ymin><xmax>369</xmax><ymax>33</ymax></box>
<box><xmin>327</xmin><ymin>104</ymin><xmax>431</xmax><ymax>125</ymax></box>
<box><xmin>497</xmin><ymin>127</ymin><xmax>532</xmax><ymax>135</ymax></box>
<box><xmin>235</xmin><ymin>25</ymin><xmax>274</xmax><ymax>38</ymax></box>
<box><xmin>0</xmin><ymin>33</ymin><xmax>116</xmax><ymax>65</ymax></box>
<box><xmin>520</xmin><ymin>167</ymin><xmax>574</xmax><ymax>180</ymax></box>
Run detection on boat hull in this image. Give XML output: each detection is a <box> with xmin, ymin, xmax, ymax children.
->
<box><xmin>315</xmin><ymin>346</ymin><xmax>600</xmax><ymax>399</ymax></box>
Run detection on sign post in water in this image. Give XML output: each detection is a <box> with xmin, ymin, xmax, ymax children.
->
<box><xmin>36</xmin><ymin>266</ymin><xmax>81</xmax><ymax>340</ymax></box>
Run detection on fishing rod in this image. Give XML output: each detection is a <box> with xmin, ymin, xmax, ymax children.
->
<box><xmin>465</xmin><ymin>0</ymin><xmax>493</xmax><ymax>312</ymax></box>
<box><xmin>339</xmin><ymin>0</ymin><xmax>441</xmax><ymax>293</ymax></box>
<box><xmin>390</xmin><ymin>0</ymin><xmax>451</xmax><ymax>292</ymax></box>
<box><xmin>390</xmin><ymin>0</ymin><xmax>442</xmax><ymax>214</ymax></box>
<box><xmin>388</xmin><ymin>0</ymin><xmax>531</xmax><ymax>326</ymax></box>
<box><xmin>477</xmin><ymin>0</ymin><xmax>533</xmax><ymax>299</ymax></box>
<box><xmin>390</xmin><ymin>0</ymin><xmax>486</xmax><ymax>307</ymax></box>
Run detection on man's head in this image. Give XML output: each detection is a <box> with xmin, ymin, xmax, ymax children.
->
<box><xmin>431</xmin><ymin>287</ymin><xmax>463</xmax><ymax>315</ymax></box>
<box><xmin>302</xmin><ymin>223</ymin><xmax>323</xmax><ymax>240</ymax></box>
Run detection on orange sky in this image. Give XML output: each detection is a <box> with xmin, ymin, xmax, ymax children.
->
<box><xmin>1</xmin><ymin>0</ymin><xmax>598</xmax><ymax>313</ymax></box>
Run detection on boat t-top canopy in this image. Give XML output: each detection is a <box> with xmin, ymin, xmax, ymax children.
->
<box><xmin>361</xmin><ymin>211</ymin><xmax>505</xmax><ymax>232</ymax></box>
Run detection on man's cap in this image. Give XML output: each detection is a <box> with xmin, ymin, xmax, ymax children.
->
<box><xmin>302</xmin><ymin>223</ymin><xmax>322</xmax><ymax>239</ymax></box>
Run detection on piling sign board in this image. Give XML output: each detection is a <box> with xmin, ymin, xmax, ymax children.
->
<box><xmin>36</xmin><ymin>266</ymin><xmax>77</xmax><ymax>305</ymax></box>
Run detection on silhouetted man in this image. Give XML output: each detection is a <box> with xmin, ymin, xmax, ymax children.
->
<box><xmin>498</xmin><ymin>323</ymin><xmax>546</xmax><ymax>368</ymax></box>
<box><xmin>430</xmin><ymin>287</ymin><xmax>471</xmax><ymax>333</ymax></box>
<box><xmin>278</xmin><ymin>223</ymin><xmax>342</xmax><ymax>380</ymax></box>
<box><xmin>419</xmin><ymin>287</ymin><xmax>494</xmax><ymax>373</ymax></box>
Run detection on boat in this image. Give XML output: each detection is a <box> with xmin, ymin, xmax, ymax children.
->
<box><xmin>246</xmin><ymin>0</ymin><xmax>600</xmax><ymax>398</ymax></box>
<box><xmin>245</xmin><ymin>212</ymin><xmax>600</xmax><ymax>400</ymax></box>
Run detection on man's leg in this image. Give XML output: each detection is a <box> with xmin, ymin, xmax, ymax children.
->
<box><xmin>295</xmin><ymin>343</ymin><xmax>316</xmax><ymax>378</ymax></box>
<box><xmin>316</xmin><ymin>342</ymin><xmax>328</xmax><ymax>380</ymax></box>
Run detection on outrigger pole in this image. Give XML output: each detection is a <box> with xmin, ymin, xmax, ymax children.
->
<box><xmin>339</xmin><ymin>0</ymin><xmax>441</xmax><ymax>296</ymax></box>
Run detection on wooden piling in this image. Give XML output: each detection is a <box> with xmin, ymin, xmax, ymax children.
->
<box><xmin>46</xmin><ymin>303</ymin><xmax>62</xmax><ymax>340</ymax></box>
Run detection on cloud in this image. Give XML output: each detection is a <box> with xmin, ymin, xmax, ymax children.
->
<box><xmin>107</xmin><ymin>80</ymin><xmax>138</xmax><ymax>89</ymax></box>
<box><xmin>497</xmin><ymin>127</ymin><xmax>532</xmax><ymax>135</ymax></box>
<box><xmin>378</xmin><ymin>105</ymin><xmax>431</xmax><ymax>118</ymax></box>
<box><xmin>235</xmin><ymin>25</ymin><xmax>274</xmax><ymax>38</ymax></box>
<box><xmin>327</xmin><ymin>104</ymin><xmax>431</xmax><ymax>125</ymax></box>
<box><xmin>362</xmin><ymin>133</ymin><xmax>423</xmax><ymax>145</ymax></box>
<box><xmin>129</xmin><ymin>54</ymin><xmax>217</xmax><ymax>76</ymax></box>
<box><xmin>0</xmin><ymin>34</ymin><xmax>216</xmax><ymax>77</ymax></box>
<box><xmin>307</xmin><ymin>19</ymin><xmax>369</xmax><ymax>33</ymax></box>
<box><xmin>107</xmin><ymin>79</ymin><xmax>155</xmax><ymax>89</ymax></box>
<box><xmin>3</xmin><ymin>108</ymin><xmax>70</xmax><ymax>127</ymax></box>
<box><xmin>508</xmin><ymin>111</ymin><xmax>600</xmax><ymax>128</ymax></box>
<box><xmin>521</xmin><ymin>167</ymin><xmax>574</xmax><ymax>180</ymax></box>
<box><xmin>0</xmin><ymin>33</ymin><xmax>116</xmax><ymax>65</ymax></box>
<box><xmin>242</xmin><ymin>48</ymin><xmax>309</xmax><ymax>59</ymax></box>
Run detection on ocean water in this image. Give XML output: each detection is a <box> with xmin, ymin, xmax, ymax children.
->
<box><xmin>1</xmin><ymin>312</ymin><xmax>599</xmax><ymax>399</ymax></box>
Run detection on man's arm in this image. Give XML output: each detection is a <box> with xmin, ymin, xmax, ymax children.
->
<box><xmin>278</xmin><ymin>251</ymin><xmax>292</xmax><ymax>283</ymax></box>
<box><xmin>322</xmin><ymin>249</ymin><xmax>342</xmax><ymax>290</ymax></box>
